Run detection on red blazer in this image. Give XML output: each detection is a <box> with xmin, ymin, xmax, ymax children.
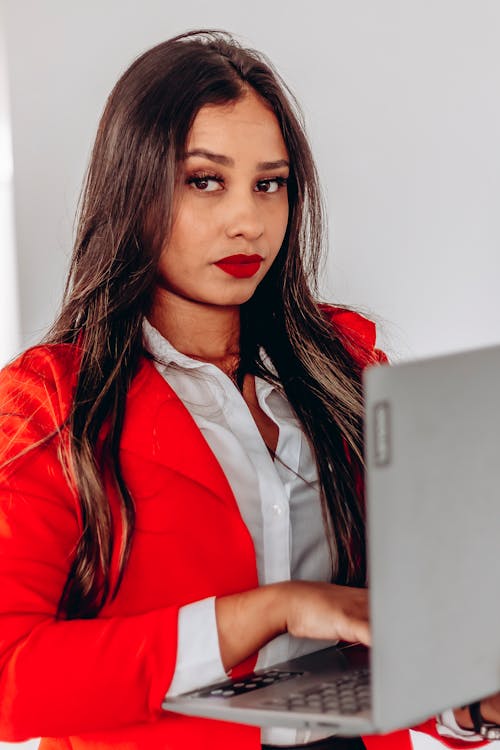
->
<box><xmin>0</xmin><ymin>308</ymin><xmax>482</xmax><ymax>750</ymax></box>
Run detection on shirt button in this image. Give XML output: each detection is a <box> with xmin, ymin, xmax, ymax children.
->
<box><xmin>272</xmin><ymin>503</ymin><xmax>284</xmax><ymax>516</ymax></box>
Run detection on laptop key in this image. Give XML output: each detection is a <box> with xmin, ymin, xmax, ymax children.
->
<box><xmin>274</xmin><ymin>669</ymin><xmax>371</xmax><ymax>715</ymax></box>
<box><xmin>187</xmin><ymin>669</ymin><xmax>304</xmax><ymax>699</ymax></box>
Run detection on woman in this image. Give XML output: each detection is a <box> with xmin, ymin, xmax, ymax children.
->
<box><xmin>0</xmin><ymin>29</ymin><xmax>494</xmax><ymax>750</ymax></box>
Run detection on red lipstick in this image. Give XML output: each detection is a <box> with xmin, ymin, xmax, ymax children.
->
<box><xmin>214</xmin><ymin>254</ymin><xmax>263</xmax><ymax>278</ymax></box>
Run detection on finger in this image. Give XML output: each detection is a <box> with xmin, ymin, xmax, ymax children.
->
<box><xmin>340</xmin><ymin>618</ymin><xmax>371</xmax><ymax>647</ymax></box>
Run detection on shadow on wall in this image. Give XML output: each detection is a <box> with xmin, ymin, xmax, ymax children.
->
<box><xmin>0</xmin><ymin>181</ymin><xmax>20</xmax><ymax>367</ymax></box>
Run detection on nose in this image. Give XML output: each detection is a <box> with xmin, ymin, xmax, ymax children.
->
<box><xmin>224</xmin><ymin>190</ymin><xmax>265</xmax><ymax>242</ymax></box>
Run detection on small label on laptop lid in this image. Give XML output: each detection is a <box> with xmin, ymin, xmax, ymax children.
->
<box><xmin>373</xmin><ymin>401</ymin><xmax>391</xmax><ymax>467</ymax></box>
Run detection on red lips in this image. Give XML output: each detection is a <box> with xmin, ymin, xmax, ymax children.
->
<box><xmin>214</xmin><ymin>254</ymin><xmax>263</xmax><ymax>278</ymax></box>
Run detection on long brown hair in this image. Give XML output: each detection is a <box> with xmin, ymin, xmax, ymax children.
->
<box><xmin>46</xmin><ymin>30</ymin><xmax>370</xmax><ymax>619</ymax></box>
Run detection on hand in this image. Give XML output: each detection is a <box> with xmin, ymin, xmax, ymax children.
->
<box><xmin>284</xmin><ymin>581</ymin><xmax>371</xmax><ymax>647</ymax></box>
<box><xmin>454</xmin><ymin>692</ymin><xmax>500</xmax><ymax>730</ymax></box>
<box><xmin>216</xmin><ymin>580</ymin><xmax>370</xmax><ymax>673</ymax></box>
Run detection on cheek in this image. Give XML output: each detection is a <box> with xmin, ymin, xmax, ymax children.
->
<box><xmin>161</xmin><ymin>208</ymin><xmax>209</xmax><ymax>268</ymax></box>
<box><xmin>173</xmin><ymin>200</ymin><xmax>219</xmax><ymax>251</ymax></box>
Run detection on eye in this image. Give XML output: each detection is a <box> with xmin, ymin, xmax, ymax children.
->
<box><xmin>186</xmin><ymin>173</ymin><xmax>224</xmax><ymax>192</ymax></box>
<box><xmin>255</xmin><ymin>177</ymin><xmax>288</xmax><ymax>194</ymax></box>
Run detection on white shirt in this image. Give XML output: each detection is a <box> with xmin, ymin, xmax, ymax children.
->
<box><xmin>143</xmin><ymin>319</ymin><xmax>337</xmax><ymax>745</ymax></box>
<box><xmin>143</xmin><ymin>320</ymin><xmax>480</xmax><ymax>746</ymax></box>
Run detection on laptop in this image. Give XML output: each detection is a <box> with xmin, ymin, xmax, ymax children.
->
<box><xmin>163</xmin><ymin>343</ymin><xmax>500</xmax><ymax>735</ymax></box>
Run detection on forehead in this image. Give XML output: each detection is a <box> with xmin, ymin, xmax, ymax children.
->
<box><xmin>186</xmin><ymin>91</ymin><xmax>288</xmax><ymax>159</ymax></box>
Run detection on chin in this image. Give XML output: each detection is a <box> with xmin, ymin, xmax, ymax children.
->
<box><xmin>221</xmin><ymin>287</ymin><xmax>259</xmax><ymax>306</ymax></box>
<box><xmin>204</xmin><ymin>293</ymin><xmax>255</xmax><ymax>308</ymax></box>
<box><xmin>201</xmin><ymin>281</ymin><xmax>260</xmax><ymax>307</ymax></box>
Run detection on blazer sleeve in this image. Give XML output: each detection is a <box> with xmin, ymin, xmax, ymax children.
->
<box><xmin>0</xmin><ymin>349</ymin><xmax>180</xmax><ymax>741</ymax></box>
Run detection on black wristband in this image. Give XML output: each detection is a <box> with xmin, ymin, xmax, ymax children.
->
<box><xmin>468</xmin><ymin>700</ymin><xmax>500</xmax><ymax>740</ymax></box>
<box><xmin>469</xmin><ymin>701</ymin><xmax>483</xmax><ymax>733</ymax></box>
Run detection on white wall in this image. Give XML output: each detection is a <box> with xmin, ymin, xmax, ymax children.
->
<box><xmin>0</xmin><ymin>9</ymin><xmax>20</xmax><ymax>367</ymax></box>
<box><xmin>1</xmin><ymin>3</ymin><xmax>500</xmax><ymax>749</ymax></box>
<box><xmin>3</xmin><ymin>0</ymin><xmax>500</xmax><ymax>362</ymax></box>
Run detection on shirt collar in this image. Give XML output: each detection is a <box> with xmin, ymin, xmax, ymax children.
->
<box><xmin>142</xmin><ymin>318</ymin><xmax>204</xmax><ymax>370</ymax></box>
<box><xmin>143</xmin><ymin>317</ymin><xmax>280</xmax><ymax>385</ymax></box>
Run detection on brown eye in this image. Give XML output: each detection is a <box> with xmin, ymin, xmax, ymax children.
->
<box><xmin>255</xmin><ymin>177</ymin><xmax>287</xmax><ymax>193</ymax></box>
<box><xmin>187</xmin><ymin>175</ymin><xmax>224</xmax><ymax>192</ymax></box>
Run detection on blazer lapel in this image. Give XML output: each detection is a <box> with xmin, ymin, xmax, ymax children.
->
<box><xmin>121</xmin><ymin>356</ymin><xmax>237</xmax><ymax>507</ymax></box>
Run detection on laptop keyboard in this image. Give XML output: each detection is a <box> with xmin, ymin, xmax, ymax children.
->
<box><xmin>262</xmin><ymin>668</ymin><xmax>371</xmax><ymax>715</ymax></box>
<box><xmin>188</xmin><ymin>667</ymin><xmax>371</xmax><ymax>715</ymax></box>
<box><xmin>190</xmin><ymin>669</ymin><xmax>304</xmax><ymax>698</ymax></box>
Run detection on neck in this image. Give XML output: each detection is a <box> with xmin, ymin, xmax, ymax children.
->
<box><xmin>149</xmin><ymin>290</ymin><xmax>241</xmax><ymax>364</ymax></box>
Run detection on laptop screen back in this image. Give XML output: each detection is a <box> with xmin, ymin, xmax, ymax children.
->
<box><xmin>364</xmin><ymin>344</ymin><xmax>500</xmax><ymax>731</ymax></box>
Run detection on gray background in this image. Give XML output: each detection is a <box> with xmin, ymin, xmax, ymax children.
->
<box><xmin>1</xmin><ymin>2</ymin><xmax>500</xmax><ymax>748</ymax></box>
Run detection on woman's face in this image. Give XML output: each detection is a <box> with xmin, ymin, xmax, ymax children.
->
<box><xmin>155</xmin><ymin>90</ymin><xmax>290</xmax><ymax>309</ymax></box>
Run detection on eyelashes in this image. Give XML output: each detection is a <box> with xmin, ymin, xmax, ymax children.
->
<box><xmin>186</xmin><ymin>172</ymin><xmax>224</xmax><ymax>191</ymax></box>
<box><xmin>185</xmin><ymin>171</ymin><xmax>288</xmax><ymax>193</ymax></box>
<box><xmin>257</xmin><ymin>176</ymin><xmax>288</xmax><ymax>193</ymax></box>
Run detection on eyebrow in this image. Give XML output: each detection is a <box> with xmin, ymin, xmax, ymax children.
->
<box><xmin>184</xmin><ymin>149</ymin><xmax>289</xmax><ymax>171</ymax></box>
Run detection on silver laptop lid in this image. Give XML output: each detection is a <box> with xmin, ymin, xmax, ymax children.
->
<box><xmin>365</xmin><ymin>344</ymin><xmax>500</xmax><ymax>731</ymax></box>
